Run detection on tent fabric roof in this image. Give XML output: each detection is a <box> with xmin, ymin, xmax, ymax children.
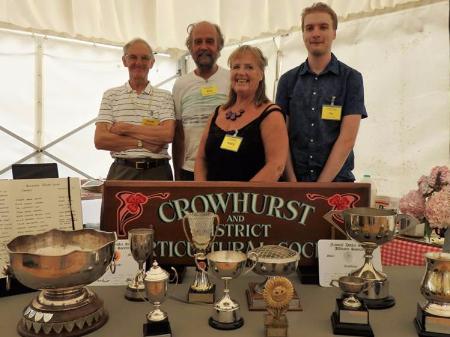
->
<box><xmin>0</xmin><ymin>0</ymin><xmax>429</xmax><ymax>54</ymax></box>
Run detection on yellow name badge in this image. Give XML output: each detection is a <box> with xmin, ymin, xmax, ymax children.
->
<box><xmin>220</xmin><ymin>135</ymin><xmax>243</xmax><ymax>152</ymax></box>
<box><xmin>142</xmin><ymin>118</ymin><xmax>160</xmax><ymax>126</ymax></box>
<box><xmin>200</xmin><ymin>85</ymin><xmax>218</xmax><ymax>97</ymax></box>
<box><xmin>321</xmin><ymin>105</ymin><xmax>342</xmax><ymax>121</ymax></box>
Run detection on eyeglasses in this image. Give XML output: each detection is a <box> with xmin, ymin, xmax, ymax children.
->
<box><xmin>125</xmin><ymin>54</ymin><xmax>153</xmax><ymax>62</ymax></box>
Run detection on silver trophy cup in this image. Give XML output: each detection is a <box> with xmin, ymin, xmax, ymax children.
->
<box><xmin>182</xmin><ymin>212</ymin><xmax>219</xmax><ymax>303</ymax></box>
<box><xmin>415</xmin><ymin>252</ymin><xmax>450</xmax><ymax>335</ymax></box>
<box><xmin>330</xmin><ymin>276</ymin><xmax>373</xmax><ymax>336</ymax></box>
<box><xmin>197</xmin><ymin>250</ymin><xmax>258</xmax><ymax>330</ymax></box>
<box><xmin>341</xmin><ymin>207</ymin><xmax>419</xmax><ymax>309</ymax></box>
<box><xmin>143</xmin><ymin>261</ymin><xmax>174</xmax><ymax>337</ymax></box>
<box><xmin>330</xmin><ymin>276</ymin><xmax>369</xmax><ymax>310</ymax></box>
<box><xmin>246</xmin><ymin>245</ymin><xmax>300</xmax><ymax>310</ymax></box>
<box><xmin>125</xmin><ymin>227</ymin><xmax>154</xmax><ymax>301</ymax></box>
<box><xmin>5</xmin><ymin>229</ymin><xmax>116</xmax><ymax>337</ymax></box>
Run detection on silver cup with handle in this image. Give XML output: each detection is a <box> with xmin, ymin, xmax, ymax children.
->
<box><xmin>415</xmin><ymin>252</ymin><xmax>450</xmax><ymax>335</ymax></box>
<box><xmin>125</xmin><ymin>227</ymin><xmax>154</xmax><ymax>301</ymax></box>
<box><xmin>330</xmin><ymin>275</ymin><xmax>373</xmax><ymax>336</ymax></box>
<box><xmin>196</xmin><ymin>250</ymin><xmax>258</xmax><ymax>330</ymax></box>
<box><xmin>182</xmin><ymin>212</ymin><xmax>220</xmax><ymax>303</ymax></box>
<box><xmin>334</xmin><ymin>207</ymin><xmax>419</xmax><ymax>309</ymax></box>
<box><xmin>142</xmin><ymin>260</ymin><xmax>178</xmax><ymax>337</ymax></box>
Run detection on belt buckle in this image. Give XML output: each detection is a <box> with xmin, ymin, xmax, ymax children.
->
<box><xmin>135</xmin><ymin>161</ymin><xmax>146</xmax><ymax>170</ymax></box>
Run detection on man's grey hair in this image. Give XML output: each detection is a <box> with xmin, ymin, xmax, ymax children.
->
<box><xmin>123</xmin><ymin>38</ymin><xmax>154</xmax><ymax>60</ymax></box>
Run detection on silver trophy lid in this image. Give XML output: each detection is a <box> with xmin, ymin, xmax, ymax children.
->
<box><xmin>248</xmin><ymin>245</ymin><xmax>299</xmax><ymax>264</ymax></box>
<box><xmin>144</xmin><ymin>261</ymin><xmax>168</xmax><ymax>282</ymax></box>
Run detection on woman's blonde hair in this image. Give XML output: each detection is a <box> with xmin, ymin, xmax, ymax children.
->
<box><xmin>223</xmin><ymin>45</ymin><xmax>269</xmax><ymax>109</ymax></box>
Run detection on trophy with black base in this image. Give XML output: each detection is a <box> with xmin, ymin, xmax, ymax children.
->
<box><xmin>415</xmin><ymin>252</ymin><xmax>450</xmax><ymax>337</ymax></box>
<box><xmin>328</xmin><ymin>207</ymin><xmax>419</xmax><ymax>309</ymax></box>
<box><xmin>143</xmin><ymin>261</ymin><xmax>175</xmax><ymax>337</ymax></box>
<box><xmin>263</xmin><ymin>276</ymin><xmax>294</xmax><ymax>337</ymax></box>
<box><xmin>125</xmin><ymin>228</ymin><xmax>154</xmax><ymax>301</ymax></box>
<box><xmin>197</xmin><ymin>250</ymin><xmax>258</xmax><ymax>330</ymax></box>
<box><xmin>330</xmin><ymin>276</ymin><xmax>374</xmax><ymax>337</ymax></box>
<box><xmin>182</xmin><ymin>212</ymin><xmax>219</xmax><ymax>303</ymax></box>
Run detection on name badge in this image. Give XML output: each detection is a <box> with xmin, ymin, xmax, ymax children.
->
<box><xmin>201</xmin><ymin>85</ymin><xmax>218</xmax><ymax>96</ymax></box>
<box><xmin>142</xmin><ymin>118</ymin><xmax>160</xmax><ymax>126</ymax></box>
<box><xmin>321</xmin><ymin>105</ymin><xmax>342</xmax><ymax>121</ymax></box>
<box><xmin>220</xmin><ymin>134</ymin><xmax>243</xmax><ymax>152</ymax></box>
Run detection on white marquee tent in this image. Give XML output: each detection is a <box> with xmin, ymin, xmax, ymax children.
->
<box><xmin>0</xmin><ymin>0</ymin><xmax>448</xmax><ymax>199</ymax></box>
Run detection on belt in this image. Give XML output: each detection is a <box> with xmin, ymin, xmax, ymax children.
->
<box><xmin>115</xmin><ymin>158</ymin><xmax>168</xmax><ymax>170</ymax></box>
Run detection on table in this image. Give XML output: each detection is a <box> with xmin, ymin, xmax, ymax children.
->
<box><xmin>0</xmin><ymin>266</ymin><xmax>425</xmax><ymax>337</ymax></box>
<box><xmin>381</xmin><ymin>238</ymin><xmax>442</xmax><ymax>266</ymax></box>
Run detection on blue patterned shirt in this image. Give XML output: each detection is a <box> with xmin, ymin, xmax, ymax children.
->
<box><xmin>276</xmin><ymin>54</ymin><xmax>368</xmax><ymax>182</ymax></box>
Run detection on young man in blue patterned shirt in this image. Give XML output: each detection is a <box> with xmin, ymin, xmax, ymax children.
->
<box><xmin>276</xmin><ymin>2</ymin><xmax>367</xmax><ymax>182</ymax></box>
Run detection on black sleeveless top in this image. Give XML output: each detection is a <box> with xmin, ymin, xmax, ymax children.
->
<box><xmin>205</xmin><ymin>104</ymin><xmax>282</xmax><ymax>181</ymax></box>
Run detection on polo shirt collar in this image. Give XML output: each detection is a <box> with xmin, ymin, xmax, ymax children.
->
<box><xmin>300</xmin><ymin>53</ymin><xmax>339</xmax><ymax>76</ymax></box>
<box><xmin>124</xmin><ymin>81</ymin><xmax>153</xmax><ymax>94</ymax></box>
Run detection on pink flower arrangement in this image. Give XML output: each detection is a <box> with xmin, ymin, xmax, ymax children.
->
<box><xmin>399</xmin><ymin>166</ymin><xmax>450</xmax><ymax>229</ymax></box>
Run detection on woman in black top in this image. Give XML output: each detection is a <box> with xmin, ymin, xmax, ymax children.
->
<box><xmin>195</xmin><ymin>45</ymin><xmax>288</xmax><ymax>182</ymax></box>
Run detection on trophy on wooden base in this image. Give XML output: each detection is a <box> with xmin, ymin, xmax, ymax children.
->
<box><xmin>414</xmin><ymin>252</ymin><xmax>450</xmax><ymax>337</ymax></box>
<box><xmin>6</xmin><ymin>228</ymin><xmax>116</xmax><ymax>337</ymax></box>
<box><xmin>330</xmin><ymin>276</ymin><xmax>374</xmax><ymax>337</ymax></box>
<box><xmin>182</xmin><ymin>212</ymin><xmax>219</xmax><ymax>303</ymax></box>
<box><xmin>143</xmin><ymin>261</ymin><xmax>177</xmax><ymax>337</ymax></box>
<box><xmin>328</xmin><ymin>207</ymin><xmax>419</xmax><ymax>309</ymax></box>
<box><xmin>263</xmin><ymin>276</ymin><xmax>294</xmax><ymax>337</ymax></box>
<box><xmin>246</xmin><ymin>245</ymin><xmax>301</xmax><ymax>311</ymax></box>
<box><xmin>125</xmin><ymin>228</ymin><xmax>154</xmax><ymax>301</ymax></box>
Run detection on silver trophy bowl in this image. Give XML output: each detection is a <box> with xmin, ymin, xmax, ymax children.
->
<box><xmin>6</xmin><ymin>228</ymin><xmax>116</xmax><ymax>337</ymax></box>
<box><xmin>7</xmin><ymin>228</ymin><xmax>116</xmax><ymax>290</ymax></box>
<box><xmin>248</xmin><ymin>245</ymin><xmax>299</xmax><ymax>294</ymax></box>
<box><xmin>342</xmin><ymin>207</ymin><xmax>418</xmax><ymax>308</ymax></box>
<box><xmin>420</xmin><ymin>252</ymin><xmax>450</xmax><ymax>317</ymax></box>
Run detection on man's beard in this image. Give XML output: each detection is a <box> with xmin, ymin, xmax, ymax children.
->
<box><xmin>194</xmin><ymin>52</ymin><xmax>217</xmax><ymax>71</ymax></box>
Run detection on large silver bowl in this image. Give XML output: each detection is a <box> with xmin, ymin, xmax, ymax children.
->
<box><xmin>7</xmin><ymin>228</ymin><xmax>116</xmax><ymax>290</ymax></box>
<box><xmin>342</xmin><ymin>207</ymin><xmax>417</xmax><ymax>246</ymax></box>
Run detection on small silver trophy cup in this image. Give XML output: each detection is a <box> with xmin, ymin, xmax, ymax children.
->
<box><xmin>197</xmin><ymin>250</ymin><xmax>258</xmax><ymax>330</ymax></box>
<box><xmin>143</xmin><ymin>261</ymin><xmax>175</xmax><ymax>337</ymax></box>
<box><xmin>246</xmin><ymin>245</ymin><xmax>301</xmax><ymax>311</ymax></box>
<box><xmin>125</xmin><ymin>227</ymin><xmax>154</xmax><ymax>301</ymax></box>
<box><xmin>330</xmin><ymin>276</ymin><xmax>373</xmax><ymax>337</ymax></box>
<box><xmin>182</xmin><ymin>212</ymin><xmax>219</xmax><ymax>303</ymax></box>
<box><xmin>336</xmin><ymin>207</ymin><xmax>418</xmax><ymax>309</ymax></box>
<box><xmin>415</xmin><ymin>252</ymin><xmax>450</xmax><ymax>336</ymax></box>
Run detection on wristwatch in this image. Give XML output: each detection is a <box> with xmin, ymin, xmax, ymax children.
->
<box><xmin>137</xmin><ymin>140</ymin><xmax>143</xmax><ymax>149</ymax></box>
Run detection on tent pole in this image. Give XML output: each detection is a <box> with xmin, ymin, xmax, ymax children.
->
<box><xmin>34</xmin><ymin>36</ymin><xmax>44</xmax><ymax>164</ymax></box>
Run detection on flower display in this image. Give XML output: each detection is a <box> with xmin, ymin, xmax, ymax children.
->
<box><xmin>400</xmin><ymin>166</ymin><xmax>450</xmax><ymax>229</ymax></box>
<box><xmin>424</xmin><ymin>188</ymin><xmax>450</xmax><ymax>227</ymax></box>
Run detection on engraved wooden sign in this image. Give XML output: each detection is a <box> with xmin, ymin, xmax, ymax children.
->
<box><xmin>100</xmin><ymin>181</ymin><xmax>369</xmax><ymax>266</ymax></box>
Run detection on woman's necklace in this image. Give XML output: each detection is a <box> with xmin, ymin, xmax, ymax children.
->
<box><xmin>225</xmin><ymin>109</ymin><xmax>245</xmax><ymax>121</ymax></box>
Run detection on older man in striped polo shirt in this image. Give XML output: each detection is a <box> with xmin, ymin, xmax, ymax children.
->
<box><xmin>95</xmin><ymin>38</ymin><xmax>175</xmax><ymax>180</ymax></box>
